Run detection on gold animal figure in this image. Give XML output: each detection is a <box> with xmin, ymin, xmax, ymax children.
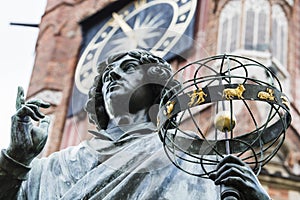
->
<box><xmin>281</xmin><ymin>96</ymin><xmax>290</xmax><ymax>109</ymax></box>
<box><xmin>188</xmin><ymin>89</ymin><xmax>207</xmax><ymax>106</ymax></box>
<box><xmin>223</xmin><ymin>84</ymin><xmax>246</xmax><ymax>100</ymax></box>
<box><xmin>164</xmin><ymin>101</ymin><xmax>176</xmax><ymax>117</ymax></box>
<box><xmin>257</xmin><ymin>88</ymin><xmax>275</xmax><ymax>101</ymax></box>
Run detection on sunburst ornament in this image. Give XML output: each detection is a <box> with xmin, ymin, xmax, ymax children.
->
<box><xmin>74</xmin><ymin>0</ymin><xmax>198</xmax><ymax>94</ymax></box>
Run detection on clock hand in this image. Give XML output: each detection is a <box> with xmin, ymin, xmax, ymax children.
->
<box><xmin>112</xmin><ymin>12</ymin><xmax>135</xmax><ymax>37</ymax></box>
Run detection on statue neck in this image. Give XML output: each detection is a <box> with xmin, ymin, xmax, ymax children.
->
<box><xmin>107</xmin><ymin>109</ymin><xmax>150</xmax><ymax>128</ymax></box>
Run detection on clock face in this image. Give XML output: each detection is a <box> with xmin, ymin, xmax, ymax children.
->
<box><xmin>75</xmin><ymin>0</ymin><xmax>197</xmax><ymax>94</ymax></box>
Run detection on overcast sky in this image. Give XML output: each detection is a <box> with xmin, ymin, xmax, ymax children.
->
<box><xmin>0</xmin><ymin>0</ymin><xmax>47</xmax><ymax>149</ymax></box>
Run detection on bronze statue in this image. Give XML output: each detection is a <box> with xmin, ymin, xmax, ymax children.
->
<box><xmin>0</xmin><ymin>49</ymin><xmax>271</xmax><ymax>199</ymax></box>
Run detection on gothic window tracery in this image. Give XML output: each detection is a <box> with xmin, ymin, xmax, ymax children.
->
<box><xmin>218</xmin><ymin>0</ymin><xmax>288</xmax><ymax>67</ymax></box>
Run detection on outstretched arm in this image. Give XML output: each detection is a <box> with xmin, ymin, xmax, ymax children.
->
<box><xmin>0</xmin><ymin>86</ymin><xmax>50</xmax><ymax>199</ymax></box>
<box><xmin>209</xmin><ymin>155</ymin><xmax>271</xmax><ymax>200</ymax></box>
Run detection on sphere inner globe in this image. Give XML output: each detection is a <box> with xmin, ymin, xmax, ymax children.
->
<box><xmin>214</xmin><ymin>111</ymin><xmax>236</xmax><ymax>132</ymax></box>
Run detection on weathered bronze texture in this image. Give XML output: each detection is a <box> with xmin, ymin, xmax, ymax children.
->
<box><xmin>0</xmin><ymin>51</ymin><xmax>273</xmax><ymax>200</ymax></box>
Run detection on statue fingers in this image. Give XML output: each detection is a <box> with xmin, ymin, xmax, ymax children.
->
<box><xmin>209</xmin><ymin>162</ymin><xmax>246</xmax><ymax>181</ymax></box>
<box><xmin>16</xmin><ymin>106</ymin><xmax>40</xmax><ymax>121</ymax></box>
<box><xmin>26</xmin><ymin>104</ymin><xmax>46</xmax><ymax>118</ymax></box>
<box><xmin>26</xmin><ymin>99</ymin><xmax>51</xmax><ymax>109</ymax></box>
<box><xmin>15</xmin><ymin>86</ymin><xmax>25</xmax><ymax>110</ymax></box>
<box><xmin>217</xmin><ymin>155</ymin><xmax>246</xmax><ymax>169</ymax></box>
<box><xmin>213</xmin><ymin>167</ymin><xmax>246</xmax><ymax>185</ymax></box>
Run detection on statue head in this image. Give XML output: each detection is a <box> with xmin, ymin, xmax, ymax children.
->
<box><xmin>85</xmin><ymin>49</ymin><xmax>180</xmax><ymax>130</ymax></box>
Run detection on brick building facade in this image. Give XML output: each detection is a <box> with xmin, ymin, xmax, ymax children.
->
<box><xmin>27</xmin><ymin>0</ymin><xmax>300</xmax><ymax>199</ymax></box>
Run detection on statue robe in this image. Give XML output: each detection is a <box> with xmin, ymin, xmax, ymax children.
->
<box><xmin>17</xmin><ymin>122</ymin><xmax>220</xmax><ymax>199</ymax></box>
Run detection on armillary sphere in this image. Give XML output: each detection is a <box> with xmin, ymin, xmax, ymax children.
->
<box><xmin>157</xmin><ymin>54</ymin><xmax>291</xmax><ymax>179</ymax></box>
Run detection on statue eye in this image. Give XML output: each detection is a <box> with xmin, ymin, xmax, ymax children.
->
<box><xmin>123</xmin><ymin>62</ymin><xmax>139</xmax><ymax>73</ymax></box>
<box><xmin>124</xmin><ymin>64</ymin><xmax>136</xmax><ymax>73</ymax></box>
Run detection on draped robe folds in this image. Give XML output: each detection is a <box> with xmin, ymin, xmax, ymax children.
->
<box><xmin>16</xmin><ymin>122</ymin><xmax>220</xmax><ymax>199</ymax></box>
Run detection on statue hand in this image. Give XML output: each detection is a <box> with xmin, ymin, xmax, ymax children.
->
<box><xmin>209</xmin><ymin>155</ymin><xmax>271</xmax><ymax>200</ymax></box>
<box><xmin>6</xmin><ymin>86</ymin><xmax>51</xmax><ymax>165</ymax></box>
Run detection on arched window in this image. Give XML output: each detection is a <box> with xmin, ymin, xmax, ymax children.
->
<box><xmin>243</xmin><ymin>0</ymin><xmax>270</xmax><ymax>51</ymax></box>
<box><xmin>217</xmin><ymin>0</ymin><xmax>288</xmax><ymax>67</ymax></box>
<box><xmin>217</xmin><ymin>0</ymin><xmax>241</xmax><ymax>54</ymax></box>
<box><xmin>271</xmin><ymin>5</ymin><xmax>288</xmax><ymax>66</ymax></box>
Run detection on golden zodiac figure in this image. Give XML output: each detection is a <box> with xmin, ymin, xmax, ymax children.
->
<box><xmin>257</xmin><ymin>88</ymin><xmax>275</xmax><ymax>101</ymax></box>
<box><xmin>223</xmin><ymin>84</ymin><xmax>246</xmax><ymax>100</ymax></box>
<box><xmin>164</xmin><ymin>101</ymin><xmax>176</xmax><ymax>117</ymax></box>
<box><xmin>281</xmin><ymin>96</ymin><xmax>290</xmax><ymax>109</ymax></box>
<box><xmin>188</xmin><ymin>89</ymin><xmax>207</xmax><ymax>106</ymax></box>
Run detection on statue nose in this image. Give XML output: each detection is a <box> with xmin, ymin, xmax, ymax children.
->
<box><xmin>109</xmin><ymin>70</ymin><xmax>121</xmax><ymax>81</ymax></box>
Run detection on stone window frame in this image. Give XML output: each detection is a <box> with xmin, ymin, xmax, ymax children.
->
<box><xmin>271</xmin><ymin>4</ymin><xmax>288</xmax><ymax>67</ymax></box>
<box><xmin>242</xmin><ymin>0</ymin><xmax>270</xmax><ymax>52</ymax></box>
<box><xmin>217</xmin><ymin>0</ymin><xmax>242</xmax><ymax>54</ymax></box>
<box><xmin>217</xmin><ymin>0</ymin><xmax>288</xmax><ymax>69</ymax></box>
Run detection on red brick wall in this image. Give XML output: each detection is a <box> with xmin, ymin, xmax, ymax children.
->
<box><xmin>27</xmin><ymin>0</ymin><xmax>115</xmax><ymax>155</ymax></box>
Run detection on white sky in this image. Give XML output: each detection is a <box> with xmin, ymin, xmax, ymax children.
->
<box><xmin>0</xmin><ymin>0</ymin><xmax>47</xmax><ymax>149</ymax></box>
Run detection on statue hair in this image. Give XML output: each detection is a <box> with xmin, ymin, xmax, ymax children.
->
<box><xmin>84</xmin><ymin>49</ymin><xmax>180</xmax><ymax>130</ymax></box>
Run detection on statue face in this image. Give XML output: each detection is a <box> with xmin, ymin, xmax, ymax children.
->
<box><xmin>102</xmin><ymin>55</ymin><xmax>144</xmax><ymax>99</ymax></box>
<box><xmin>101</xmin><ymin>54</ymin><xmax>154</xmax><ymax>115</ymax></box>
